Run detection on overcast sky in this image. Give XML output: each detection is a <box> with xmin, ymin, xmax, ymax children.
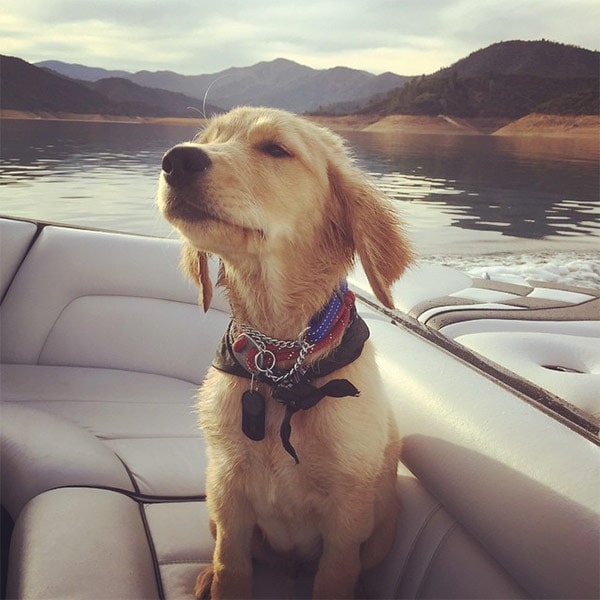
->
<box><xmin>2</xmin><ymin>0</ymin><xmax>599</xmax><ymax>76</ymax></box>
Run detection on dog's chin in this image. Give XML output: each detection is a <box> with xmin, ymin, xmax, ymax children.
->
<box><xmin>160</xmin><ymin>192</ymin><xmax>215</xmax><ymax>223</ymax></box>
<box><xmin>163</xmin><ymin>200</ymin><xmax>264</xmax><ymax>254</ymax></box>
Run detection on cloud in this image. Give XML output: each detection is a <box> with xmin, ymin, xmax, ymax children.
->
<box><xmin>438</xmin><ymin>0</ymin><xmax>600</xmax><ymax>50</ymax></box>
<box><xmin>1</xmin><ymin>0</ymin><xmax>598</xmax><ymax>75</ymax></box>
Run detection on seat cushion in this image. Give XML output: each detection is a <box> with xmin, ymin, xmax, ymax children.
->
<box><xmin>7</xmin><ymin>465</ymin><xmax>528</xmax><ymax>600</ymax></box>
<box><xmin>0</xmin><ymin>218</ymin><xmax>37</xmax><ymax>300</ymax></box>
<box><xmin>1</xmin><ymin>364</ymin><xmax>208</xmax><ymax>517</ymax></box>
<box><xmin>0</xmin><ymin>225</ymin><xmax>230</xmax><ymax>384</ymax></box>
<box><xmin>2</xmin><ymin>364</ymin><xmax>201</xmax><ymax>438</ymax></box>
<box><xmin>454</xmin><ymin>331</ymin><xmax>600</xmax><ymax>417</ymax></box>
<box><xmin>7</xmin><ymin>488</ymin><xmax>162</xmax><ymax>600</ymax></box>
<box><xmin>368</xmin><ymin>317</ymin><xmax>600</xmax><ymax>600</ymax></box>
<box><xmin>1</xmin><ymin>402</ymin><xmax>134</xmax><ymax>519</ymax></box>
<box><xmin>363</xmin><ymin>465</ymin><xmax>527</xmax><ymax>599</ymax></box>
<box><xmin>7</xmin><ymin>487</ymin><xmax>311</xmax><ymax>600</ymax></box>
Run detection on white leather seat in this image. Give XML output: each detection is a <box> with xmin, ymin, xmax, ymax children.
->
<box><xmin>1</xmin><ymin>224</ymin><xmax>228</xmax><ymax>517</ymax></box>
<box><xmin>382</xmin><ymin>263</ymin><xmax>600</xmax><ymax>419</ymax></box>
<box><xmin>7</xmin><ymin>465</ymin><xmax>530</xmax><ymax>600</ymax></box>
<box><xmin>0</xmin><ymin>218</ymin><xmax>37</xmax><ymax>300</ymax></box>
<box><xmin>453</xmin><ymin>331</ymin><xmax>600</xmax><ymax>417</ymax></box>
<box><xmin>369</xmin><ymin>317</ymin><xmax>599</xmax><ymax>600</ymax></box>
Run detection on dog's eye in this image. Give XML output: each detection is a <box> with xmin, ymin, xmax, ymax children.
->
<box><xmin>260</xmin><ymin>143</ymin><xmax>291</xmax><ymax>158</ymax></box>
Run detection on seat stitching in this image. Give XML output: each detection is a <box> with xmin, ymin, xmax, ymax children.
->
<box><xmin>391</xmin><ymin>503</ymin><xmax>443</xmax><ymax>597</ymax></box>
<box><xmin>140</xmin><ymin>502</ymin><xmax>167</xmax><ymax>600</ymax></box>
<box><xmin>414</xmin><ymin>521</ymin><xmax>459</xmax><ymax>599</ymax></box>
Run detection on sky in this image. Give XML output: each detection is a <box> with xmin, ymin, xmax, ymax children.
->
<box><xmin>2</xmin><ymin>0</ymin><xmax>599</xmax><ymax>76</ymax></box>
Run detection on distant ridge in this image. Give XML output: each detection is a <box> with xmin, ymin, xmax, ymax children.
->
<box><xmin>3</xmin><ymin>40</ymin><xmax>598</xmax><ymax>121</ymax></box>
<box><xmin>3</xmin><ymin>56</ymin><xmax>114</xmax><ymax>114</ymax></box>
<box><xmin>84</xmin><ymin>78</ymin><xmax>221</xmax><ymax>117</ymax></box>
<box><xmin>1</xmin><ymin>55</ymin><xmax>221</xmax><ymax>118</ymax></box>
<box><xmin>35</xmin><ymin>57</ymin><xmax>411</xmax><ymax>113</ymax></box>
<box><xmin>37</xmin><ymin>60</ymin><xmax>131</xmax><ymax>81</ymax></box>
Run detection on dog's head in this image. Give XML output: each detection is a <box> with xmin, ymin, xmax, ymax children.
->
<box><xmin>158</xmin><ymin>106</ymin><xmax>412</xmax><ymax>311</ymax></box>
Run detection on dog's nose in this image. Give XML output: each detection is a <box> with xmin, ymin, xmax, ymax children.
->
<box><xmin>161</xmin><ymin>145</ymin><xmax>212</xmax><ymax>187</ymax></box>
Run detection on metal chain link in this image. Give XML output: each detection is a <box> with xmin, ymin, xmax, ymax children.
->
<box><xmin>234</xmin><ymin>322</ymin><xmax>307</xmax><ymax>350</ymax></box>
<box><xmin>230</xmin><ymin>321</ymin><xmax>315</xmax><ymax>386</ymax></box>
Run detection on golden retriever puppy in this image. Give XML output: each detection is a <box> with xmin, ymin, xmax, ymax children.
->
<box><xmin>158</xmin><ymin>106</ymin><xmax>412</xmax><ymax>599</ymax></box>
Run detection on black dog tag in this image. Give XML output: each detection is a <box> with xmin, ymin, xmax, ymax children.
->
<box><xmin>241</xmin><ymin>390</ymin><xmax>265</xmax><ymax>441</ymax></box>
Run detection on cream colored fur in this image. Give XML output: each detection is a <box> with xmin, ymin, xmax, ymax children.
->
<box><xmin>158</xmin><ymin>106</ymin><xmax>413</xmax><ymax>599</ymax></box>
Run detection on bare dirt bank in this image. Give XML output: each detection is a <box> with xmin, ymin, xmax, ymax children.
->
<box><xmin>360</xmin><ymin>114</ymin><xmax>483</xmax><ymax>134</ymax></box>
<box><xmin>320</xmin><ymin>114</ymin><xmax>598</xmax><ymax>137</ymax></box>
<box><xmin>0</xmin><ymin>109</ymin><xmax>207</xmax><ymax>127</ymax></box>
<box><xmin>493</xmin><ymin>113</ymin><xmax>599</xmax><ymax>137</ymax></box>
<box><xmin>2</xmin><ymin>109</ymin><xmax>597</xmax><ymax>137</ymax></box>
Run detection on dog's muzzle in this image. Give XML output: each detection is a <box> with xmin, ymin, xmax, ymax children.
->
<box><xmin>161</xmin><ymin>145</ymin><xmax>212</xmax><ymax>188</ymax></box>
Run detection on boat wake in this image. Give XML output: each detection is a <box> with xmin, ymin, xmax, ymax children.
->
<box><xmin>424</xmin><ymin>251</ymin><xmax>600</xmax><ymax>289</ymax></box>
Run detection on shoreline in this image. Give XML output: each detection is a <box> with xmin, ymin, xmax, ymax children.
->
<box><xmin>0</xmin><ymin>109</ymin><xmax>207</xmax><ymax>127</ymax></box>
<box><xmin>1</xmin><ymin>109</ymin><xmax>597</xmax><ymax>137</ymax></box>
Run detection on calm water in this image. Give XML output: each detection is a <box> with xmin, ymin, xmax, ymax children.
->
<box><xmin>1</xmin><ymin>119</ymin><xmax>599</xmax><ymax>286</ymax></box>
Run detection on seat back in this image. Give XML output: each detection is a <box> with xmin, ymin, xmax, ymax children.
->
<box><xmin>1</xmin><ymin>224</ymin><xmax>228</xmax><ymax>383</ymax></box>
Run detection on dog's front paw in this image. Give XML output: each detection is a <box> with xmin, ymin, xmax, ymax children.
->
<box><xmin>194</xmin><ymin>565</ymin><xmax>214</xmax><ymax>600</ymax></box>
<box><xmin>194</xmin><ymin>564</ymin><xmax>253</xmax><ymax>599</ymax></box>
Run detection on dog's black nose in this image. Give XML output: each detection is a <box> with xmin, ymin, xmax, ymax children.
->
<box><xmin>161</xmin><ymin>145</ymin><xmax>212</xmax><ymax>187</ymax></box>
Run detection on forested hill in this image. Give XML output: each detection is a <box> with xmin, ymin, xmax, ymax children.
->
<box><xmin>349</xmin><ymin>41</ymin><xmax>599</xmax><ymax>117</ymax></box>
<box><xmin>435</xmin><ymin>40</ymin><xmax>598</xmax><ymax>79</ymax></box>
<box><xmin>0</xmin><ymin>55</ymin><xmax>221</xmax><ymax>117</ymax></box>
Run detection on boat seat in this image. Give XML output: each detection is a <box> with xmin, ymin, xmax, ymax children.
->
<box><xmin>7</xmin><ymin>466</ymin><xmax>530</xmax><ymax>600</ymax></box>
<box><xmin>377</xmin><ymin>264</ymin><xmax>600</xmax><ymax>419</ymax></box>
<box><xmin>2</xmin><ymin>221</ymin><xmax>598</xmax><ymax>599</ymax></box>
<box><xmin>1</xmin><ymin>224</ymin><xmax>230</xmax><ymax>514</ymax></box>
<box><xmin>1</xmin><ymin>367</ymin><xmax>209</xmax><ymax>516</ymax></box>
<box><xmin>452</xmin><ymin>331</ymin><xmax>600</xmax><ymax>418</ymax></box>
<box><xmin>0</xmin><ymin>223</ymin><xmax>230</xmax><ymax>374</ymax></box>
<box><xmin>0</xmin><ymin>218</ymin><xmax>37</xmax><ymax>300</ymax></box>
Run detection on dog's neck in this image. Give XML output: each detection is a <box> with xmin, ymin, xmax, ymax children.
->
<box><xmin>220</xmin><ymin>255</ymin><xmax>349</xmax><ymax>341</ymax></box>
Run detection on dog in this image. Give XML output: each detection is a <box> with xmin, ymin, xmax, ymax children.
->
<box><xmin>158</xmin><ymin>106</ymin><xmax>413</xmax><ymax>599</ymax></box>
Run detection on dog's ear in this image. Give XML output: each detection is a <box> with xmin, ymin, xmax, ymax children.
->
<box><xmin>181</xmin><ymin>244</ymin><xmax>213</xmax><ymax>312</ymax></box>
<box><xmin>330</xmin><ymin>165</ymin><xmax>413</xmax><ymax>309</ymax></box>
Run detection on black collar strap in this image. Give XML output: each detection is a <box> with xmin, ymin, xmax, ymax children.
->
<box><xmin>212</xmin><ymin>309</ymin><xmax>370</xmax><ymax>463</ymax></box>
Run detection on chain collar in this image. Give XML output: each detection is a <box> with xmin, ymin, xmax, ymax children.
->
<box><xmin>229</xmin><ymin>321</ymin><xmax>313</xmax><ymax>386</ymax></box>
<box><xmin>228</xmin><ymin>282</ymin><xmax>353</xmax><ymax>387</ymax></box>
<box><xmin>212</xmin><ymin>304</ymin><xmax>371</xmax><ymax>464</ymax></box>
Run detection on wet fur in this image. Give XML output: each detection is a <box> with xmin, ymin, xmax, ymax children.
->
<box><xmin>158</xmin><ymin>107</ymin><xmax>413</xmax><ymax>599</ymax></box>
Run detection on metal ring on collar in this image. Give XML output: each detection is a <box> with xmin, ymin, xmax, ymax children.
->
<box><xmin>253</xmin><ymin>348</ymin><xmax>277</xmax><ymax>373</ymax></box>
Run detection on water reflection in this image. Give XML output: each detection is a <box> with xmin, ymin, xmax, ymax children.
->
<box><xmin>369</xmin><ymin>169</ymin><xmax>597</xmax><ymax>239</ymax></box>
<box><xmin>1</xmin><ymin>119</ymin><xmax>191</xmax><ymax>183</ymax></box>
<box><xmin>1</xmin><ymin>120</ymin><xmax>598</xmax><ymax>247</ymax></box>
<box><xmin>344</xmin><ymin>131</ymin><xmax>599</xmax><ymax>241</ymax></box>
<box><xmin>0</xmin><ymin>119</ymin><xmax>201</xmax><ymax>235</ymax></box>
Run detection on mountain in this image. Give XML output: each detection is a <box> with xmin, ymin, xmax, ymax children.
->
<box><xmin>84</xmin><ymin>78</ymin><xmax>221</xmax><ymax>117</ymax></box>
<box><xmin>35</xmin><ymin>60</ymin><xmax>131</xmax><ymax>81</ymax></box>
<box><xmin>36</xmin><ymin>57</ymin><xmax>411</xmax><ymax>113</ymax></box>
<box><xmin>9</xmin><ymin>41</ymin><xmax>598</xmax><ymax>120</ymax></box>
<box><xmin>2</xmin><ymin>55</ymin><xmax>114</xmax><ymax>114</ymax></box>
<box><xmin>357</xmin><ymin>40</ymin><xmax>599</xmax><ymax>118</ymax></box>
<box><xmin>1</xmin><ymin>56</ymin><xmax>221</xmax><ymax>117</ymax></box>
<box><xmin>434</xmin><ymin>40</ymin><xmax>599</xmax><ymax>79</ymax></box>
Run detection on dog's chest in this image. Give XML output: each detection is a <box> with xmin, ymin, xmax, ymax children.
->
<box><xmin>246</xmin><ymin>458</ymin><xmax>325</xmax><ymax>559</ymax></box>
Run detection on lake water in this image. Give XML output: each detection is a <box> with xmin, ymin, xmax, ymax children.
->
<box><xmin>1</xmin><ymin>118</ymin><xmax>599</xmax><ymax>287</ymax></box>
